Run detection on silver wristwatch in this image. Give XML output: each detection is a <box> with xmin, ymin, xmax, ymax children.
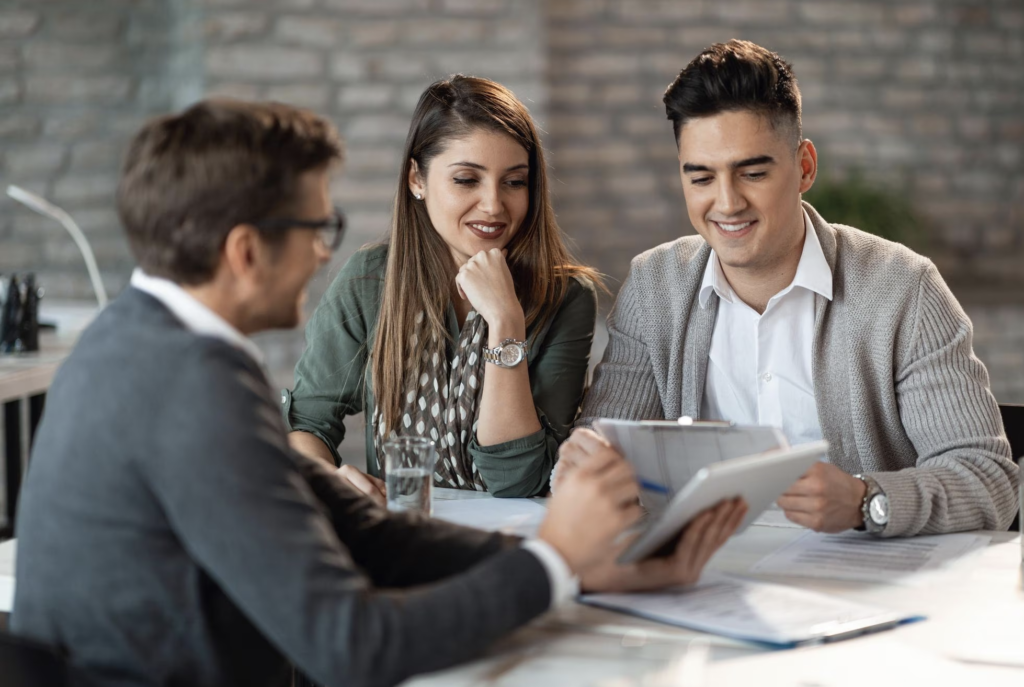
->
<box><xmin>854</xmin><ymin>473</ymin><xmax>889</xmax><ymax>534</ymax></box>
<box><xmin>483</xmin><ymin>338</ymin><xmax>528</xmax><ymax>368</ymax></box>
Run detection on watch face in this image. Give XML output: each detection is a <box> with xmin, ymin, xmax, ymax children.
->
<box><xmin>499</xmin><ymin>343</ymin><xmax>524</xmax><ymax>367</ymax></box>
<box><xmin>869</xmin><ymin>494</ymin><xmax>890</xmax><ymax>525</ymax></box>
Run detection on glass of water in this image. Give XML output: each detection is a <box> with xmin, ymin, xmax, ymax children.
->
<box><xmin>384</xmin><ymin>436</ymin><xmax>435</xmax><ymax>515</ymax></box>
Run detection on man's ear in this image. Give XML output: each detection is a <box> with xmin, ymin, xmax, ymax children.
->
<box><xmin>794</xmin><ymin>138</ymin><xmax>819</xmax><ymax>194</ymax></box>
<box><xmin>408</xmin><ymin>159</ymin><xmax>424</xmax><ymax>198</ymax></box>
<box><xmin>797</xmin><ymin>139</ymin><xmax>818</xmax><ymax>194</ymax></box>
<box><xmin>222</xmin><ymin>224</ymin><xmax>262</xmax><ymax>282</ymax></box>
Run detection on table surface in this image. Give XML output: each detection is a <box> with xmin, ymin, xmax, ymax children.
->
<box><xmin>415</xmin><ymin>489</ymin><xmax>1024</xmax><ymax>686</ymax></box>
<box><xmin>2</xmin><ymin>492</ymin><xmax>1021</xmax><ymax>685</ymax></box>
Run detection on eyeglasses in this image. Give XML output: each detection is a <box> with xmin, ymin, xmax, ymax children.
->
<box><xmin>253</xmin><ymin>206</ymin><xmax>346</xmax><ymax>252</ymax></box>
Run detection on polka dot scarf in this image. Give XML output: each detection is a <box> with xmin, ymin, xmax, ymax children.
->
<box><xmin>372</xmin><ymin>310</ymin><xmax>488</xmax><ymax>490</ymax></box>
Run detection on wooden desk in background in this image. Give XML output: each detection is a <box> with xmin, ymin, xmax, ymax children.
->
<box><xmin>0</xmin><ymin>304</ymin><xmax>95</xmax><ymax>539</ymax></box>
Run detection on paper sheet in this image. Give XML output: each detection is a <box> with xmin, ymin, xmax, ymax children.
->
<box><xmin>431</xmin><ymin>498</ymin><xmax>546</xmax><ymax>538</ymax></box>
<box><xmin>751</xmin><ymin>530</ymin><xmax>991</xmax><ymax>582</ymax></box>
<box><xmin>581</xmin><ymin>574</ymin><xmax>913</xmax><ymax>647</ymax></box>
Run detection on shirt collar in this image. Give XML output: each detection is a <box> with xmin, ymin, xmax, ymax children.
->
<box><xmin>129</xmin><ymin>268</ymin><xmax>265</xmax><ymax>365</ymax></box>
<box><xmin>790</xmin><ymin>208</ymin><xmax>833</xmax><ymax>302</ymax></box>
<box><xmin>698</xmin><ymin>209</ymin><xmax>833</xmax><ymax>309</ymax></box>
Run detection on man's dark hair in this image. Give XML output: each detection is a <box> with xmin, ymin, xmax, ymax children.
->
<box><xmin>117</xmin><ymin>99</ymin><xmax>343</xmax><ymax>285</ymax></box>
<box><xmin>663</xmin><ymin>39</ymin><xmax>802</xmax><ymax>147</ymax></box>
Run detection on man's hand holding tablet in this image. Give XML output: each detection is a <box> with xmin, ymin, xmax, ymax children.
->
<box><xmin>555</xmin><ymin>428</ymin><xmax>748</xmax><ymax>591</ymax></box>
<box><xmin>581</xmin><ymin>497</ymin><xmax>747</xmax><ymax>593</ymax></box>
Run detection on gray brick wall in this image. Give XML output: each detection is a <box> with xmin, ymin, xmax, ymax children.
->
<box><xmin>1</xmin><ymin>0</ymin><xmax>1022</xmax><ymax>405</ymax></box>
<box><xmin>202</xmin><ymin>0</ymin><xmax>547</xmax><ymax>375</ymax></box>
<box><xmin>544</xmin><ymin>0</ymin><xmax>1024</xmax><ymax>292</ymax></box>
<box><xmin>0</xmin><ymin>0</ymin><xmax>202</xmax><ymax>299</ymax></box>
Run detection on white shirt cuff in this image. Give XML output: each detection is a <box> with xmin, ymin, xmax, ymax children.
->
<box><xmin>521</xmin><ymin>539</ymin><xmax>580</xmax><ymax>609</ymax></box>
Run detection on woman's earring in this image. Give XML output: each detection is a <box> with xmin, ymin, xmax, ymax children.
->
<box><xmin>414</xmin><ymin>193</ymin><xmax>423</xmax><ymax>200</ymax></box>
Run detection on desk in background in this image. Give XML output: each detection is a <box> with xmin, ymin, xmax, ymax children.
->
<box><xmin>0</xmin><ymin>304</ymin><xmax>95</xmax><ymax>539</ymax></box>
<box><xmin>0</xmin><ymin>538</ymin><xmax>13</xmax><ymax>627</ymax></box>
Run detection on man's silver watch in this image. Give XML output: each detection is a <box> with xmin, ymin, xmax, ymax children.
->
<box><xmin>483</xmin><ymin>338</ymin><xmax>529</xmax><ymax>368</ymax></box>
<box><xmin>854</xmin><ymin>473</ymin><xmax>889</xmax><ymax>534</ymax></box>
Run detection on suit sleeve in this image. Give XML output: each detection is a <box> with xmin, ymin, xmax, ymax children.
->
<box><xmin>873</xmin><ymin>264</ymin><xmax>1020</xmax><ymax>536</ymax></box>
<box><xmin>144</xmin><ymin>343</ymin><xmax>551</xmax><ymax>687</ymax></box>
<box><xmin>292</xmin><ymin>450</ymin><xmax>534</xmax><ymax>587</ymax></box>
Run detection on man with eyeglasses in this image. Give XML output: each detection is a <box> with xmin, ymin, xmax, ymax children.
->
<box><xmin>11</xmin><ymin>100</ymin><xmax>745</xmax><ymax>686</ymax></box>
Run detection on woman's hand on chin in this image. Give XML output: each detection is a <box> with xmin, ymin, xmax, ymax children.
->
<box><xmin>454</xmin><ymin>248</ymin><xmax>525</xmax><ymax>337</ymax></box>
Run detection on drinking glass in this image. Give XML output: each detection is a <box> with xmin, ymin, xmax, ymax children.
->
<box><xmin>384</xmin><ymin>436</ymin><xmax>435</xmax><ymax>515</ymax></box>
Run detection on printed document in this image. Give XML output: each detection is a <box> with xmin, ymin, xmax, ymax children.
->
<box><xmin>751</xmin><ymin>531</ymin><xmax>990</xmax><ymax>582</ymax></box>
<box><xmin>581</xmin><ymin>574</ymin><xmax>915</xmax><ymax>647</ymax></box>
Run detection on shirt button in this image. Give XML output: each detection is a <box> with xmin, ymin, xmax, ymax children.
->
<box><xmin>763</xmin><ymin>373</ymin><xmax>773</xmax><ymax>382</ymax></box>
<box><xmin>281</xmin><ymin>393</ymin><xmax>287</xmax><ymax>404</ymax></box>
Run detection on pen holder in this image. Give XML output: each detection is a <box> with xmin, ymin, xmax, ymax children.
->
<box><xmin>0</xmin><ymin>273</ymin><xmax>42</xmax><ymax>354</ymax></box>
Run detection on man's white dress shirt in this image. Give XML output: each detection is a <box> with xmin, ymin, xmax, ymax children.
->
<box><xmin>699</xmin><ymin>211</ymin><xmax>833</xmax><ymax>446</ymax></box>
<box><xmin>130</xmin><ymin>269</ymin><xmax>578</xmax><ymax>607</ymax></box>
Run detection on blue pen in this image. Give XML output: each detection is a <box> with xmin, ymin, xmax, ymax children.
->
<box><xmin>639</xmin><ymin>479</ymin><xmax>669</xmax><ymax>495</ymax></box>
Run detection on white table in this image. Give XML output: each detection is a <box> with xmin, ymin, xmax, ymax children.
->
<box><xmin>3</xmin><ymin>491</ymin><xmax>1020</xmax><ymax>684</ymax></box>
<box><xmin>411</xmin><ymin>492</ymin><xmax>1024</xmax><ymax>685</ymax></box>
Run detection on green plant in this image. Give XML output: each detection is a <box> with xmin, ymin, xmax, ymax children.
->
<box><xmin>803</xmin><ymin>171</ymin><xmax>925</xmax><ymax>249</ymax></box>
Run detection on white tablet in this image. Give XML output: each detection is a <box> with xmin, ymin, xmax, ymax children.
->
<box><xmin>592</xmin><ymin>419</ymin><xmax>789</xmax><ymax>519</ymax></box>
<box><xmin>617</xmin><ymin>440</ymin><xmax>828</xmax><ymax>564</ymax></box>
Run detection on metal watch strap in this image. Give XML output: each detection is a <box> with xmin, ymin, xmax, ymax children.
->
<box><xmin>854</xmin><ymin>473</ymin><xmax>885</xmax><ymax>533</ymax></box>
<box><xmin>483</xmin><ymin>338</ymin><xmax>528</xmax><ymax>367</ymax></box>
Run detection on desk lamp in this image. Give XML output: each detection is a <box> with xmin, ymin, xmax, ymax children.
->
<box><xmin>6</xmin><ymin>185</ymin><xmax>108</xmax><ymax>309</ymax></box>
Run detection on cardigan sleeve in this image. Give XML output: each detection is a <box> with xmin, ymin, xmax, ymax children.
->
<box><xmin>468</xmin><ymin>276</ymin><xmax>598</xmax><ymax>497</ymax></box>
<box><xmin>871</xmin><ymin>263</ymin><xmax>1019</xmax><ymax>536</ymax></box>
<box><xmin>576</xmin><ymin>269</ymin><xmax>665</xmax><ymax>429</ymax></box>
<box><xmin>285</xmin><ymin>247</ymin><xmax>385</xmax><ymax>466</ymax></box>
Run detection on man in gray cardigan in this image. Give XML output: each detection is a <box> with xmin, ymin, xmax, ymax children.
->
<box><xmin>566</xmin><ymin>40</ymin><xmax>1018</xmax><ymax>538</ymax></box>
<box><xmin>12</xmin><ymin>100</ymin><xmax>745</xmax><ymax>686</ymax></box>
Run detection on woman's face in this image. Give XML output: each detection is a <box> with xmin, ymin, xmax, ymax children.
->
<box><xmin>409</xmin><ymin>128</ymin><xmax>530</xmax><ymax>266</ymax></box>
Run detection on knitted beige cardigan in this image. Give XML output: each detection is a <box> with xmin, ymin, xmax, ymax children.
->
<box><xmin>579</xmin><ymin>202</ymin><xmax>1019</xmax><ymax>537</ymax></box>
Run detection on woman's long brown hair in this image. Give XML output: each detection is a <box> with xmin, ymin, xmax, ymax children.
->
<box><xmin>371</xmin><ymin>75</ymin><xmax>602</xmax><ymax>436</ymax></box>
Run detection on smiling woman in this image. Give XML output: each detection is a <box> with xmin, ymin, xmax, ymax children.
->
<box><xmin>285</xmin><ymin>75</ymin><xmax>602</xmax><ymax>500</ymax></box>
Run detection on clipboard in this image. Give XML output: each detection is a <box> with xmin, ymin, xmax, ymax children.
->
<box><xmin>592</xmin><ymin>418</ymin><xmax>789</xmax><ymax>517</ymax></box>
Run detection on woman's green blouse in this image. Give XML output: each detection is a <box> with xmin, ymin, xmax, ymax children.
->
<box><xmin>283</xmin><ymin>244</ymin><xmax>598</xmax><ymax>498</ymax></box>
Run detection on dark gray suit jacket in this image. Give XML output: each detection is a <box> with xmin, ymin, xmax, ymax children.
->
<box><xmin>12</xmin><ymin>287</ymin><xmax>551</xmax><ymax>687</ymax></box>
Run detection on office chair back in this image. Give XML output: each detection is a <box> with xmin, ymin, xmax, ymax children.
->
<box><xmin>0</xmin><ymin>629</ymin><xmax>95</xmax><ymax>687</ymax></box>
<box><xmin>999</xmin><ymin>403</ymin><xmax>1023</xmax><ymax>532</ymax></box>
